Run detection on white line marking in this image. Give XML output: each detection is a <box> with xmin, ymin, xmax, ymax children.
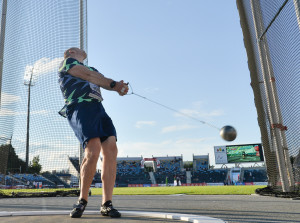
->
<box><xmin>0</xmin><ymin>210</ymin><xmax>226</xmax><ymax>222</ymax></box>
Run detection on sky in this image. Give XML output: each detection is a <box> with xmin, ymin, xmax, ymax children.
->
<box><xmin>0</xmin><ymin>0</ymin><xmax>263</xmax><ymax>171</ymax></box>
<box><xmin>86</xmin><ymin>0</ymin><xmax>261</xmax><ymax>167</ymax></box>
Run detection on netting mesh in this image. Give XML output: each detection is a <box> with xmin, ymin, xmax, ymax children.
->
<box><xmin>237</xmin><ymin>0</ymin><xmax>300</xmax><ymax>192</ymax></box>
<box><xmin>0</xmin><ymin>0</ymin><xmax>87</xmax><ymax>185</ymax></box>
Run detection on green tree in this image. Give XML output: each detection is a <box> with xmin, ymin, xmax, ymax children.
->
<box><xmin>0</xmin><ymin>144</ymin><xmax>10</xmax><ymax>175</ymax></box>
<box><xmin>5</xmin><ymin>144</ymin><xmax>26</xmax><ymax>174</ymax></box>
<box><xmin>28</xmin><ymin>155</ymin><xmax>42</xmax><ymax>174</ymax></box>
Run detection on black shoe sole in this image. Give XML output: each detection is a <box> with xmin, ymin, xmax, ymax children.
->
<box><xmin>70</xmin><ymin>208</ymin><xmax>85</xmax><ymax>218</ymax></box>
<box><xmin>70</xmin><ymin>212</ymin><xmax>84</xmax><ymax>218</ymax></box>
<box><xmin>101</xmin><ymin>212</ymin><xmax>121</xmax><ymax>218</ymax></box>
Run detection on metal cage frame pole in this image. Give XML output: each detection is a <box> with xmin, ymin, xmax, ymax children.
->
<box><xmin>80</xmin><ymin>0</ymin><xmax>86</xmax><ymax>52</ymax></box>
<box><xmin>79</xmin><ymin>0</ymin><xmax>87</xmax><ymax>187</ymax></box>
<box><xmin>250</xmin><ymin>0</ymin><xmax>292</xmax><ymax>192</ymax></box>
<box><xmin>78</xmin><ymin>144</ymin><xmax>83</xmax><ymax>187</ymax></box>
<box><xmin>236</xmin><ymin>0</ymin><xmax>278</xmax><ymax>188</ymax></box>
<box><xmin>0</xmin><ymin>0</ymin><xmax>7</xmax><ymax>107</ymax></box>
<box><xmin>293</xmin><ymin>0</ymin><xmax>300</xmax><ymax>187</ymax></box>
<box><xmin>258</xmin><ymin>1</ymin><xmax>295</xmax><ymax>190</ymax></box>
<box><xmin>293</xmin><ymin>0</ymin><xmax>300</xmax><ymax>29</ymax></box>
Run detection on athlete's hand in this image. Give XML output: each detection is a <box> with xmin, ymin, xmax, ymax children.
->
<box><xmin>115</xmin><ymin>80</ymin><xmax>129</xmax><ymax>96</ymax></box>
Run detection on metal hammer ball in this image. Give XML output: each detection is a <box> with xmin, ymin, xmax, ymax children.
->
<box><xmin>220</xmin><ymin>125</ymin><xmax>237</xmax><ymax>141</ymax></box>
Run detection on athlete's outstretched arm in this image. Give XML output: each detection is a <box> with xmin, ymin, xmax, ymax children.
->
<box><xmin>68</xmin><ymin>64</ymin><xmax>128</xmax><ymax>95</ymax></box>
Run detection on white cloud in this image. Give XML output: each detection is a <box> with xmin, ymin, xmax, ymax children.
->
<box><xmin>192</xmin><ymin>101</ymin><xmax>204</xmax><ymax>107</ymax></box>
<box><xmin>175</xmin><ymin>138</ymin><xmax>208</xmax><ymax>144</ymax></box>
<box><xmin>117</xmin><ymin>139</ymin><xmax>216</xmax><ymax>161</ymax></box>
<box><xmin>0</xmin><ymin>92</ymin><xmax>21</xmax><ymax>105</ymax></box>
<box><xmin>175</xmin><ymin>108</ymin><xmax>223</xmax><ymax>119</ymax></box>
<box><xmin>143</xmin><ymin>87</ymin><xmax>159</xmax><ymax>94</ymax></box>
<box><xmin>25</xmin><ymin>149</ymin><xmax>76</xmax><ymax>172</ymax></box>
<box><xmin>30</xmin><ymin>110</ymin><xmax>49</xmax><ymax>115</ymax></box>
<box><xmin>161</xmin><ymin>124</ymin><xmax>198</xmax><ymax>133</ymax></box>
<box><xmin>172</xmin><ymin>101</ymin><xmax>224</xmax><ymax>122</ymax></box>
<box><xmin>117</xmin><ymin>140</ymin><xmax>180</xmax><ymax>158</ymax></box>
<box><xmin>44</xmin><ymin>140</ymin><xmax>78</xmax><ymax>150</ymax></box>
<box><xmin>12</xmin><ymin>137</ymin><xmax>219</xmax><ymax>171</ymax></box>
<box><xmin>135</xmin><ymin>121</ymin><xmax>156</xmax><ymax>128</ymax></box>
<box><xmin>13</xmin><ymin>138</ymin><xmax>79</xmax><ymax>171</ymax></box>
<box><xmin>0</xmin><ymin>109</ymin><xmax>49</xmax><ymax>116</ymax></box>
<box><xmin>24</xmin><ymin>57</ymin><xmax>63</xmax><ymax>82</ymax></box>
<box><xmin>0</xmin><ymin>108</ymin><xmax>15</xmax><ymax>116</ymax></box>
<box><xmin>13</xmin><ymin>137</ymin><xmax>78</xmax><ymax>151</ymax></box>
<box><xmin>0</xmin><ymin>135</ymin><xmax>11</xmax><ymax>144</ymax></box>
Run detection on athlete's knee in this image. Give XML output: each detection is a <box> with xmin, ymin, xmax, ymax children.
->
<box><xmin>103</xmin><ymin>145</ymin><xmax>118</xmax><ymax>159</ymax></box>
<box><xmin>102</xmin><ymin>137</ymin><xmax>118</xmax><ymax>159</ymax></box>
<box><xmin>85</xmin><ymin>138</ymin><xmax>101</xmax><ymax>163</ymax></box>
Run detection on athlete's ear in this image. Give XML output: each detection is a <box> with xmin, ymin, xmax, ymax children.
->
<box><xmin>68</xmin><ymin>49</ymin><xmax>75</xmax><ymax>54</ymax></box>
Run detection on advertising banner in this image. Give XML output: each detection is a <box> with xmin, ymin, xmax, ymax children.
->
<box><xmin>207</xmin><ymin>183</ymin><xmax>224</xmax><ymax>186</ymax></box>
<box><xmin>214</xmin><ymin>146</ymin><xmax>227</xmax><ymax>164</ymax></box>
<box><xmin>214</xmin><ymin>143</ymin><xmax>264</xmax><ymax>164</ymax></box>
<box><xmin>253</xmin><ymin>182</ymin><xmax>268</xmax><ymax>185</ymax></box>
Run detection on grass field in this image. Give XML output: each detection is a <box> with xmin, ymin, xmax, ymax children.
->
<box><xmin>0</xmin><ymin>188</ymin><xmax>77</xmax><ymax>196</ymax></box>
<box><xmin>92</xmin><ymin>185</ymin><xmax>264</xmax><ymax>195</ymax></box>
<box><xmin>0</xmin><ymin>185</ymin><xmax>265</xmax><ymax>196</ymax></box>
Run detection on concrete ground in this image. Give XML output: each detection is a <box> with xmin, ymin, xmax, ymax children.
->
<box><xmin>1</xmin><ymin>194</ymin><xmax>300</xmax><ymax>223</ymax></box>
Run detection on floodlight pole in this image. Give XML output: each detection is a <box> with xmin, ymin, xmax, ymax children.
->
<box><xmin>0</xmin><ymin>0</ymin><xmax>7</xmax><ymax>108</ymax></box>
<box><xmin>24</xmin><ymin>67</ymin><xmax>34</xmax><ymax>171</ymax></box>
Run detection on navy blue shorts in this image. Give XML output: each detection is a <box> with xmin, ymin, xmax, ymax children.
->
<box><xmin>66</xmin><ymin>101</ymin><xmax>117</xmax><ymax>149</ymax></box>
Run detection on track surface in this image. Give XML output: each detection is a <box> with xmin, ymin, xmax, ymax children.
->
<box><xmin>1</xmin><ymin>194</ymin><xmax>300</xmax><ymax>222</ymax></box>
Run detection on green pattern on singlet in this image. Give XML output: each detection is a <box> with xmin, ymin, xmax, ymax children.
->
<box><xmin>58</xmin><ymin>58</ymin><xmax>103</xmax><ymax>118</ymax></box>
<box><xmin>65</xmin><ymin>89</ymin><xmax>76</xmax><ymax>105</ymax></box>
<box><xmin>78</xmin><ymin>93</ymin><xmax>93</xmax><ymax>103</ymax></box>
<box><xmin>65</xmin><ymin>60</ymin><xmax>80</xmax><ymax>71</ymax></box>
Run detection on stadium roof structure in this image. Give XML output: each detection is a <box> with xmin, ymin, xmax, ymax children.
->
<box><xmin>153</xmin><ymin>156</ymin><xmax>182</xmax><ymax>160</ymax></box>
<box><xmin>193</xmin><ymin>155</ymin><xmax>209</xmax><ymax>159</ymax></box>
<box><xmin>68</xmin><ymin>157</ymin><xmax>80</xmax><ymax>173</ymax></box>
<box><xmin>116</xmin><ymin>157</ymin><xmax>142</xmax><ymax>161</ymax></box>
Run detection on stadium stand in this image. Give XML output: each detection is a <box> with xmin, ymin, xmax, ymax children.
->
<box><xmin>13</xmin><ymin>174</ymin><xmax>55</xmax><ymax>187</ymax></box>
<box><xmin>42</xmin><ymin>172</ymin><xmax>70</xmax><ymax>188</ymax></box>
<box><xmin>68</xmin><ymin>157</ymin><xmax>80</xmax><ymax>172</ymax></box>
<box><xmin>193</xmin><ymin>155</ymin><xmax>209</xmax><ymax>171</ymax></box>
<box><xmin>153</xmin><ymin>156</ymin><xmax>186</xmax><ymax>185</ymax></box>
<box><xmin>68</xmin><ymin>157</ymin><xmax>80</xmax><ymax>185</ymax></box>
<box><xmin>191</xmin><ymin>154</ymin><xmax>228</xmax><ymax>184</ymax></box>
<box><xmin>191</xmin><ymin>169</ymin><xmax>228</xmax><ymax>183</ymax></box>
<box><xmin>242</xmin><ymin>168</ymin><xmax>268</xmax><ymax>183</ymax></box>
<box><xmin>0</xmin><ymin>153</ymin><xmax>269</xmax><ymax>188</ymax></box>
<box><xmin>68</xmin><ymin>157</ymin><xmax>102</xmax><ymax>186</ymax></box>
<box><xmin>116</xmin><ymin>157</ymin><xmax>151</xmax><ymax>186</ymax></box>
<box><xmin>0</xmin><ymin>173</ymin><xmax>56</xmax><ymax>188</ymax></box>
<box><xmin>92</xmin><ymin>171</ymin><xmax>102</xmax><ymax>185</ymax></box>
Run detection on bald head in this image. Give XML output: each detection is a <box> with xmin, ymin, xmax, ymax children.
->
<box><xmin>64</xmin><ymin>47</ymin><xmax>77</xmax><ymax>59</ymax></box>
<box><xmin>64</xmin><ymin>47</ymin><xmax>87</xmax><ymax>62</ymax></box>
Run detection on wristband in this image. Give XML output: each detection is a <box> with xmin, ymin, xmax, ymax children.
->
<box><xmin>110</xmin><ymin>81</ymin><xmax>116</xmax><ymax>88</ymax></box>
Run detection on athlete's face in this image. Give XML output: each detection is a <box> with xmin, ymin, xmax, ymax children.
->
<box><xmin>75</xmin><ymin>48</ymin><xmax>87</xmax><ymax>60</ymax></box>
<box><xmin>80</xmin><ymin>49</ymin><xmax>87</xmax><ymax>60</ymax></box>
